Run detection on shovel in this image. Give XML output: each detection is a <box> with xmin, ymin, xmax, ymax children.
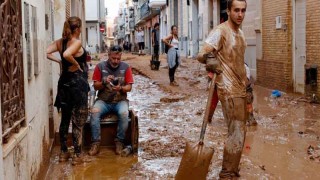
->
<box><xmin>175</xmin><ymin>74</ymin><xmax>217</xmax><ymax>180</ymax></box>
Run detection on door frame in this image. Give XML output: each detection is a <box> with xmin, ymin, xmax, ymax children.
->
<box><xmin>292</xmin><ymin>0</ymin><xmax>306</xmax><ymax>93</ymax></box>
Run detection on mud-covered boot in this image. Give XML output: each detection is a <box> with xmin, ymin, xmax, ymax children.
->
<box><xmin>170</xmin><ymin>81</ymin><xmax>179</xmax><ymax>86</ymax></box>
<box><xmin>59</xmin><ymin>151</ymin><xmax>71</xmax><ymax>162</ymax></box>
<box><xmin>247</xmin><ymin>113</ymin><xmax>257</xmax><ymax>126</ymax></box>
<box><xmin>72</xmin><ymin>153</ymin><xmax>92</xmax><ymax>166</ymax></box>
<box><xmin>88</xmin><ymin>142</ymin><xmax>100</xmax><ymax>156</ymax></box>
<box><xmin>115</xmin><ymin>141</ymin><xmax>124</xmax><ymax>155</ymax></box>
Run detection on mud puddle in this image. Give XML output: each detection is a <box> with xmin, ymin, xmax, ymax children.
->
<box><xmin>45</xmin><ymin>75</ymin><xmax>320</xmax><ymax>179</ymax></box>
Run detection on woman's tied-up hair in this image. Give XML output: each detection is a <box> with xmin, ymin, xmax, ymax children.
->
<box><xmin>62</xmin><ymin>16</ymin><xmax>82</xmax><ymax>40</ymax></box>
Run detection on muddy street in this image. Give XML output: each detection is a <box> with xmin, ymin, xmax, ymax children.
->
<box><xmin>45</xmin><ymin>54</ymin><xmax>320</xmax><ymax>179</ymax></box>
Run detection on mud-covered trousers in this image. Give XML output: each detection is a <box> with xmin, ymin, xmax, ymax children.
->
<box><xmin>60</xmin><ymin>105</ymin><xmax>87</xmax><ymax>154</ymax></box>
<box><xmin>219</xmin><ymin>97</ymin><xmax>248</xmax><ymax>178</ymax></box>
<box><xmin>56</xmin><ymin>72</ymin><xmax>89</xmax><ymax>155</ymax></box>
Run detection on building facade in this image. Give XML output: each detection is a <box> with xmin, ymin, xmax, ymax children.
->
<box><xmin>85</xmin><ymin>0</ymin><xmax>106</xmax><ymax>54</ymax></box>
<box><xmin>106</xmin><ymin>17</ymin><xmax>115</xmax><ymax>47</ymax></box>
<box><xmin>0</xmin><ymin>0</ymin><xmax>86</xmax><ymax>179</ymax></box>
<box><xmin>257</xmin><ymin>0</ymin><xmax>320</xmax><ymax>97</ymax></box>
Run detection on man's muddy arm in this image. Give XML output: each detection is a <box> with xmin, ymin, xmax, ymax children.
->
<box><xmin>197</xmin><ymin>43</ymin><xmax>215</xmax><ymax>64</ymax></box>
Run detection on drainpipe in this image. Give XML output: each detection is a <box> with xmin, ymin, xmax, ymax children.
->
<box><xmin>187</xmin><ymin>0</ymin><xmax>190</xmax><ymax>57</ymax></box>
<box><xmin>180</xmin><ymin>0</ymin><xmax>183</xmax><ymax>54</ymax></box>
<box><xmin>98</xmin><ymin>0</ymin><xmax>101</xmax><ymax>51</ymax></box>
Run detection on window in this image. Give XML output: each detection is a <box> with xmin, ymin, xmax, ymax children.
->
<box><xmin>32</xmin><ymin>6</ymin><xmax>39</xmax><ymax>75</ymax></box>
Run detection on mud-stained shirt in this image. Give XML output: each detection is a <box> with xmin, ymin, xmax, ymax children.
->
<box><xmin>205</xmin><ymin>22</ymin><xmax>248</xmax><ymax>99</ymax></box>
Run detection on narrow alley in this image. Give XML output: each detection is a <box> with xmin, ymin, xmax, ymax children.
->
<box><xmin>1</xmin><ymin>0</ymin><xmax>320</xmax><ymax>179</ymax></box>
<box><xmin>44</xmin><ymin>53</ymin><xmax>320</xmax><ymax>179</ymax></box>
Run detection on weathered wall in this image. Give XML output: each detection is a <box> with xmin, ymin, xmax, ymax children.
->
<box><xmin>2</xmin><ymin>0</ymin><xmax>52</xmax><ymax>179</ymax></box>
<box><xmin>306</xmin><ymin>0</ymin><xmax>320</xmax><ymax>95</ymax></box>
<box><xmin>257</xmin><ymin>0</ymin><xmax>293</xmax><ymax>91</ymax></box>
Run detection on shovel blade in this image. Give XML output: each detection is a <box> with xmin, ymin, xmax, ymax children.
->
<box><xmin>175</xmin><ymin>141</ymin><xmax>214</xmax><ymax>180</ymax></box>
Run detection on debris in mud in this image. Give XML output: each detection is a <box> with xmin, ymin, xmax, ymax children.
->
<box><xmin>307</xmin><ymin>145</ymin><xmax>320</xmax><ymax>162</ymax></box>
<box><xmin>196</xmin><ymin>109</ymin><xmax>203</xmax><ymax>115</ymax></box>
<box><xmin>148</xmin><ymin>128</ymin><xmax>157</xmax><ymax>132</ymax></box>
<box><xmin>298</xmin><ymin>131</ymin><xmax>304</xmax><ymax>135</ymax></box>
<box><xmin>160</xmin><ymin>95</ymin><xmax>186</xmax><ymax>103</ymax></box>
<box><xmin>259</xmin><ymin>165</ymin><xmax>266</xmax><ymax>171</ymax></box>
<box><xmin>140</xmin><ymin>136</ymin><xmax>187</xmax><ymax>160</ymax></box>
<box><xmin>305</xmin><ymin>121</ymin><xmax>320</xmax><ymax>135</ymax></box>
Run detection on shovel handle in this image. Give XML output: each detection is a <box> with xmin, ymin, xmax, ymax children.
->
<box><xmin>199</xmin><ymin>73</ymin><xmax>217</xmax><ymax>144</ymax></box>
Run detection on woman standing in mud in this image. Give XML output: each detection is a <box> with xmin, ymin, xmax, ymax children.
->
<box><xmin>162</xmin><ymin>25</ymin><xmax>180</xmax><ymax>86</ymax></box>
<box><xmin>46</xmin><ymin>16</ymin><xmax>89</xmax><ymax>165</ymax></box>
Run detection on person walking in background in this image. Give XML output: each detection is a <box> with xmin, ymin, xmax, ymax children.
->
<box><xmin>162</xmin><ymin>25</ymin><xmax>180</xmax><ymax>86</ymax></box>
<box><xmin>136</xmin><ymin>26</ymin><xmax>145</xmax><ymax>55</ymax></box>
<box><xmin>197</xmin><ymin>0</ymin><xmax>248</xmax><ymax>178</ymax></box>
<box><xmin>96</xmin><ymin>44</ymin><xmax>100</xmax><ymax>53</ymax></box>
<box><xmin>152</xmin><ymin>23</ymin><xmax>160</xmax><ymax>61</ymax></box>
<box><xmin>46</xmin><ymin>16</ymin><xmax>90</xmax><ymax>165</ymax></box>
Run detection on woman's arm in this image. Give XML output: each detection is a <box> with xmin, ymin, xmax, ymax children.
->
<box><xmin>47</xmin><ymin>40</ymin><xmax>62</xmax><ymax>72</ymax></box>
<box><xmin>162</xmin><ymin>34</ymin><xmax>173</xmax><ymax>47</ymax></box>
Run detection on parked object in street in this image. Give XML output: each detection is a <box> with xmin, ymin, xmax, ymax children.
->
<box><xmin>175</xmin><ymin>74</ymin><xmax>216</xmax><ymax>180</ymax></box>
<box><xmin>150</xmin><ymin>59</ymin><xmax>161</xmax><ymax>70</ymax></box>
<box><xmin>162</xmin><ymin>25</ymin><xmax>180</xmax><ymax>86</ymax></box>
<box><xmin>46</xmin><ymin>16</ymin><xmax>90</xmax><ymax>165</ymax></box>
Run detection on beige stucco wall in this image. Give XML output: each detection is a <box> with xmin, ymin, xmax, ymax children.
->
<box><xmin>0</xmin><ymin>0</ymin><xmax>86</xmax><ymax>179</ymax></box>
<box><xmin>3</xmin><ymin>0</ymin><xmax>51</xmax><ymax>179</ymax></box>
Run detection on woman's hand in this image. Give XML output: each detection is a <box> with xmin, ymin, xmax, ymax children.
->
<box><xmin>68</xmin><ymin>63</ymin><xmax>83</xmax><ymax>72</ymax></box>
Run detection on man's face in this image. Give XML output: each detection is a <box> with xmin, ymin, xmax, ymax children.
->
<box><xmin>108</xmin><ymin>52</ymin><xmax>122</xmax><ymax>68</ymax></box>
<box><xmin>228</xmin><ymin>0</ymin><xmax>246</xmax><ymax>26</ymax></box>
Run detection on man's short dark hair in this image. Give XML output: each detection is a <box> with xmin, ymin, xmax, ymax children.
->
<box><xmin>109</xmin><ymin>45</ymin><xmax>122</xmax><ymax>53</ymax></box>
<box><xmin>227</xmin><ymin>0</ymin><xmax>247</xmax><ymax>10</ymax></box>
<box><xmin>154</xmin><ymin>23</ymin><xmax>160</xmax><ymax>28</ymax></box>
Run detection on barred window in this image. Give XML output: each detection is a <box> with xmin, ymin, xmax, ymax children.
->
<box><xmin>1</xmin><ymin>0</ymin><xmax>26</xmax><ymax>144</ymax></box>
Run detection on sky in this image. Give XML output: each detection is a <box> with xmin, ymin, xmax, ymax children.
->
<box><xmin>105</xmin><ymin>0</ymin><xmax>124</xmax><ymax>18</ymax></box>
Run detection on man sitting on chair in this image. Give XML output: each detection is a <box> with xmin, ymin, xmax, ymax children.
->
<box><xmin>88</xmin><ymin>45</ymin><xmax>134</xmax><ymax>156</ymax></box>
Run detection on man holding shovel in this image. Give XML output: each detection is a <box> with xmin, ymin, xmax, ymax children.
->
<box><xmin>197</xmin><ymin>0</ymin><xmax>248</xmax><ymax>178</ymax></box>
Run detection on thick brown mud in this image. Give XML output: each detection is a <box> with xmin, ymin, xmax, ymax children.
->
<box><xmin>45</xmin><ymin>71</ymin><xmax>320</xmax><ymax>179</ymax></box>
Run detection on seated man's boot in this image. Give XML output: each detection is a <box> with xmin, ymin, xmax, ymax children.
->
<box><xmin>115</xmin><ymin>141</ymin><xmax>124</xmax><ymax>155</ymax></box>
<box><xmin>88</xmin><ymin>142</ymin><xmax>100</xmax><ymax>156</ymax></box>
<box><xmin>72</xmin><ymin>153</ymin><xmax>92</xmax><ymax>166</ymax></box>
<box><xmin>59</xmin><ymin>151</ymin><xmax>71</xmax><ymax>162</ymax></box>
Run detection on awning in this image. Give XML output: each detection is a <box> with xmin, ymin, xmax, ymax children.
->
<box><xmin>149</xmin><ymin>0</ymin><xmax>166</xmax><ymax>8</ymax></box>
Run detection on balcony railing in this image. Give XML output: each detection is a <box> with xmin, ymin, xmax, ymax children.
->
<box><xmin>138</xmin><ymin>2</ymin><xmax>160</xmax><ymax>23</ymax></box>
